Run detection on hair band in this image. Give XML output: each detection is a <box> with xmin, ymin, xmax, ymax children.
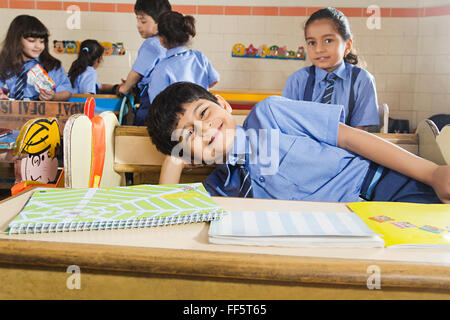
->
<box><xmin>82</xmin><ymin>47</ymin><xmax>89</xmax><ymax>52</ymax></box>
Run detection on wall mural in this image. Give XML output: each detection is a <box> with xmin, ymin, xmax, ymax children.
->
<box><xmin>232</xmin><ymin>43</ymin><xmax>306</xmax><ymax>60</ymax></box>
<box><xmin>53</xmin><ymin>41</ymin><xmax>126</xmax><ymax>56</ymax></box>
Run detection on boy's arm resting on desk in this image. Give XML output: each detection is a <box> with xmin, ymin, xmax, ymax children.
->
<box><xmin>338</xmin><ymin>123</ymin><xmax>450</xmax><ymax>203</ymax></box>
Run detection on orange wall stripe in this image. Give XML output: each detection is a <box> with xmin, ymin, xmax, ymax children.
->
<box><xmin>197</xmin><ymin>5</ymin><xmax>224</xmax><ymax>15</ymax></box>
<box><xmin>37</xmin><ymin>1</ymin><xmax>62</xmax><ymax>10</ymax></box>
<box><xmin>172</xmin><ymin>4</ymin><xmax>196</xmax><ymax>15</ymax></box>
<box><xmin>252</xmin><ymin>6</ymin><xmax>279</xmax><ymax>16</ymax></box>
<box><xmin>425</xmin><ymin>5</ymin><xmax>450</xmax><ymax>17</ymax></box>
<box><xmin>1</xmin><ymin>2</ymin><xmax>449</xmax><ymax>17</ymax></box>
<box><xmin>63</xmin><ymin>1</ymin><xmax>89</xmax><ymax>11</ymax></box>
<box><xmin>9</xmin><ymin>0</ymin><xmax>36</xmax><ymax>10</ymax></box>
<box><xmin>225</xmin><ymin>6</ymin><xmax>251</xmax><ymax>16</ymax></box>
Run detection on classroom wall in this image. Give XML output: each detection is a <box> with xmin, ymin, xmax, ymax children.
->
<box><xmin>0</xmin><ymin>0</ymin><xmax>449</xmax><ymax>130</ymax></box>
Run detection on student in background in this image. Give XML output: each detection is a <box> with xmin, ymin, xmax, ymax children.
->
<box><xmin>0</xmin><ymin>15</ymin><xmax>71</xmax><ymax>101</ymax></box>
<box><xmin>68</xmin><ymin>39</ymin><xmax>118</xmax><ymax>94</ymax></box>
<box><xmin>140</xmin><ymin>11</ymin><xmax>219</xmax><ymax>125</ymax></box>
<box><xmin>118</xmin><ymin>0</ymin><xmax>171</xmax><ymax>104</ymax></box>
<box><xmin>147</xmin><ymin>82</ymin><xmax>450</xmax><ymax>204</ymax></box>
<box><xmin>282</xmin><ymin>7</ymin><xmax>379</xmax><ymax>130</ymax></box>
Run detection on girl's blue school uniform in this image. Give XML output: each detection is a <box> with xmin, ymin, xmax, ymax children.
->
<box><xmin>135</xmin><ymin>46</ymin><xmax>219</xmax><ymax>125</ymax></box>
<box><xmin>282</xmin><ymin>62</ymin><xmax>379</xmax><ymax>127</ymax></box>
<box><xmin>203</xmin><ymin>96</ymin><xmax>440</xmax><ymax>204</ymax></box>
<box><xmin>0</xmin><ymin>58</ymin><xmax>71</xmax><ymax>100</ymax></box>
<box><xmin>70</xmin><ymin>66</ymin><xmax>100</xmax><ymax>94</ymax></box>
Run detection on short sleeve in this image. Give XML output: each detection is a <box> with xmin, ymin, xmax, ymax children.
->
<box><xmin>132</xmin><ymin>38</ymin><xmax>165</xmax><ymax>77</ymax></box>
<box><xmin>350</xmin><ymin>71</ymin><xmax>380</xmax><ymax>127</ymax></box>
<box><xmin>281</xmin><ymin>69</ymin><xmax>308</xmax><ymax>101</ymax></box>
<box><xmin>50</xmin><ymin>66</ymin><xmax>72</xmax><ymax>93</ymax></box>
<box><xmin>77</xmin><ymin>69</ymin><xmax>98</xmax><ymax>94</ymax></box>
<box><xmin>245</xmin><ymin>96</ymin><xmax>345</xmax><ymax>146</ymax></box>
<box><xmin>204</xmin><ymin>55</ymin><xmax>219</xmax><ymax>85</ymax></box>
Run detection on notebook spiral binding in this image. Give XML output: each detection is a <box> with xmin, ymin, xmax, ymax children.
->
<box><xmin>8</xmin><ymin>210</ymin><xmax>224</xmax><ymax>235</ymax></box>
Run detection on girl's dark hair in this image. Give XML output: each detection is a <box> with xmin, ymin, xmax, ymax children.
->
<box><xmin>68</xmin><ymin>39</ymin><xmax>104</xmax><ymax>87</ymax></box>
<box><xmin>134</xmin><ymin>0</ymin><xmax>172</xmax><ymax>23</ymax></box>
<box><xmin>305</xmin><ymin>7</ymin><xmax>358</xmax><ymax>65</ymax></box>
<box><xmin>158</xmin><ymin>11</ymin><xmax>196</xmax><ymax>49</ymax></box>
<box><xmin>146</xmin><ymin>82</ymin><xmax>218</xmax><ymax>156</ymax></box>
<box><xmin>0</xmin><ymin>15</ymin><xmax>61</xmax><ymax>79</ymax></box>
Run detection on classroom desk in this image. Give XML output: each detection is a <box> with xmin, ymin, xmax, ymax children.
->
<box><xmin>0</xmin><ymin>190</ymin><xmax>448</xmax><ymax>300</ymax></box>
<box><xmin>210</xmin><ymin>90</ymin><xmax>281</xmax><ymax>110</ymax></box>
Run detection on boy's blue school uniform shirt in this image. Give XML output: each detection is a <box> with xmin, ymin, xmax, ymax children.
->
<box><xmin>132</xmin><ymin>36</ymin><xmax>166</xmax><ymax>91</ymax></box>
<box><xmin>282</xmin><ymin>62</ymin><xmax>379</xmax><ymax>127</ymax></box>
<box><xmin>70</xmin><ymin>66</ymin><xmax>100</xmax><ymax>94</ymax></box>
<box><xmin>0</xmin><ymin>58</ymin><xmax>71</xmax><ymax>100</ymax></box>
<box><xmin>147</xmin><ymin>45</ymin><xmax>220</xmax><ymax>103</ymax></box>
<box><xmin>204</xmin><ymin>96</ymin><xmax>371</xmax><ymax>202</ymax></box>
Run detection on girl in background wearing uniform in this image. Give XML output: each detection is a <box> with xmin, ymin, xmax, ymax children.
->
<box><xmin>282</xmin><ymin>7</ymin><xmax>379</xmax><ymax>130</ymax></box>
<box><xmin>68</xmin><ymin>39</ymin><xmax>117</xmax><ymax>94</ymax></box>
<box><xmin>0</xmin><ymin>15</ymin><xmax>71</xmax><ymax>101</ymax></box>
<box><xmin>140</xmin><ymin>11</ymin><xmax>219</xmax><ymax>125</ymax></box>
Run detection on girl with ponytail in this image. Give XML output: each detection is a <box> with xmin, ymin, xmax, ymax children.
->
<box><xmin>68</xmin><ymin>39</ymin><xmax>117</xmax><ymax>94</ymax></box>
<box><xmin>136</xmin><ymin>11</ymin><xmax>219</xmax><ymax>125</ymax></box>
<box><xmin>282</xmin><ymin>7</ymin><xmax>379</xmax><ymax>130</ymax></box>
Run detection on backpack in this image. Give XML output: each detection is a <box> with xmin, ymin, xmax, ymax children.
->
<box><xmin>303</xmin><ymin>65</ymin><xmax>361</xmax><ymax>126</ymax></box>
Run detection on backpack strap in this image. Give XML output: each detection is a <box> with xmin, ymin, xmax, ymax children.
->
<box><xmin>346</xmin><ymin>66</ymin><xmax>361</xmax><ymax>126</ymax></box>
<box><xmin>303</xmin><ymin>65</ymin><xmax>316</xmax><ymax>101</ymax></box>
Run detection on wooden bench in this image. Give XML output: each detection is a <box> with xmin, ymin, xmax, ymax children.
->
<box><xmin>114</xmin><ymin>126</ymin><xmax>421</xmax><ymax>185</ymax></box>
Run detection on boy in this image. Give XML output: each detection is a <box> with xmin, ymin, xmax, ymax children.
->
<box><xmin>146</xmin><ymin>82</ymin><xmax>450</xmax><ymax>204</ymax></box>
<box><xmin>118</xmin><ymin>0</ymin><xmax>171</xmax><ymax>125</ymax></box>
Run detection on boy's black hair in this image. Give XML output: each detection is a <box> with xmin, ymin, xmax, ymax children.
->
<box><xmin>146</xmin><ymin>82</ymin><xmax>218</xmax><ymax>156</ymax></box>
<box><xmin>305</xmin><ymin>7</ymin><xmax>358</xmax><ymax>65</ymax></box>
<box><xmin>134</xmin><ymin>0</ymin><xmax>172</xmax><ymax>23</ymax></box>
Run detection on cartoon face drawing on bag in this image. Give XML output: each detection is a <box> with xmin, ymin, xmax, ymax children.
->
<box><xmin>14</xmin><ymin>118</ymin><xmax>61</xmax><ymax>183</ymax></box>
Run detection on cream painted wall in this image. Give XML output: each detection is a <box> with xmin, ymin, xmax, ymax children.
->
<box><xmin>0</xmin><ymin>1</ymin><xmax>449</xmax><ymax>129</ymax></box>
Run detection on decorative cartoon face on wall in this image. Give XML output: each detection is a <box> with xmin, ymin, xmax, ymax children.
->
<box><xmin>113</xmin><ymin>42</ymin><xmax>126</xmax><ymax>55</ymax></box>
<box><xmin>102</xmin><ymin>42</ymin><xmax>113</xmax><ymax>56</ymax></box>
<box><xmin>65</xmin><ymin>41</ymin><xmax>77</xmax><ymax>54</ymax></box>
<box><xmin>14</xmin><ymin>118</ymin><xmax>61</xmax><ymax>184</ymax></box>
<box><xmin>53</xmin><ymin>40</ymin><xmax>65</xmax><ymax>54</ymax></box>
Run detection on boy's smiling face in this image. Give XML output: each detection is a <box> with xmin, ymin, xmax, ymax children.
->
<box><xmin>175</xmin><ymin>96</ymin><xmax>236</xmax><ymax>164</ymax></box>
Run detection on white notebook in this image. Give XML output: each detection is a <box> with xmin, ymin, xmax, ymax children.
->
<box><xmin>209</xmin><ymin>210</ymin><xmax>384</xmax><ymax>248</ymax></box>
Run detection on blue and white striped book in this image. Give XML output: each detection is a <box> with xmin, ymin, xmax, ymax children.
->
<box><xmin>209</xmin><ymin>210</ymin><xmax>384</xmax><ymax>248</ymax></box>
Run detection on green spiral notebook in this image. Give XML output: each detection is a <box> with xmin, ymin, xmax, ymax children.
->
<box><xmin>7</xmin><ymin>183</ymin><xmax>225</xmax><ymax>234</ymax></box>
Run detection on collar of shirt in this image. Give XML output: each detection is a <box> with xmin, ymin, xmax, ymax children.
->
<box><xmin>225</xmin><ymin>125</ymin><xmax>249</xmax><ymax>165</ymax></box>
<box><xmin>166</xmin><ymin>46</ymin><xmax>188</xmax><ymax>58</ymax></box>
<box><xmin>23</xmin><ymin>57</ymin><xmax>40</xmax><ymax>70</ymax></box>
<box><xmin>316</xmin><ymin>61</ymin><xmax>348</xmax><ymax>82</ymax></box>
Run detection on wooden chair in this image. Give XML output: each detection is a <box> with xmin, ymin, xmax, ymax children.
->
<box><xmin>379</xmin><ymin>103</ymin><xmax>389</xmax><ymax>134</ymax></box>
<box><xmin>416</xmin><ymin>119</ymin><xmax>449</xmax><ymax>165</ymax></box>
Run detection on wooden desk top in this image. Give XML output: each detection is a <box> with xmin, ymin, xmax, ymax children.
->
<box><xmin>0</xmin><ymin>190</ymin><xmax>449</xmax><ymax>292</ymax></box>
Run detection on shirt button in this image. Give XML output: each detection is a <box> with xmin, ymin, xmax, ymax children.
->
<box><xmin>259</xmin><ymin>176</ymin><xmax>265</xmax><ymax>182</ymax></box>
